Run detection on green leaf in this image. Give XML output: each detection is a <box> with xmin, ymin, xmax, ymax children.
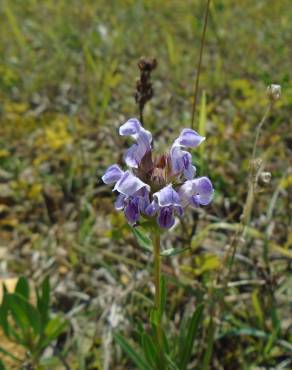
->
<box><xmin>202</xmin><ymin>318</ymin><xmax>215</xmax><ymax>370</ymax></box>
<box><xmin>141</xmin><ymin>333</ymin><xmax>158</xmax><ymax>368</ymax></box>
<box><xmin>270</xmin><ymin>305</ymin><xmax>280</xmax><ymax>335</ymax></box>
<box><xmin>39</xmin><ymin>356</ymin><xmax>60</xmax><ymax>367</ymax></box>
<box><xmin>37</xmin><ymin>276</ymin><xmax>50</xmax><ymax>326</ymax></box>
<box><xmin>0</xmin><ymin>294</ymin><xmax>10</xmax><ymax>337</ymax></box>
<box><xmin>165</xmin><ymin>354</ymin><xmax>180</xmax><ymax>370</ymax></box>
<box><xmin>114</xmin><ymin>332</ymin><xmax>151</xmax><ymax>370</ymax></box>
<box><xmin>160</xmin><ymin>246</ymin><xmax>189</xmax><ymax>257</ymax></box>
<box><xmin>40</xmin><ymin>316</ymin><xmax>67</xmax><ymax>349</ymax></box>
<box><xmin>132</xmin><ymin>227</ymin><xmax>152</xmax><ymax>253</ymax></box>
<box><xmin>7</xmin><ymin>293</ymin><xmax>41</xmax><ymax>337</ymax></box>
<box><xmin>178</xmin><ymin>314</ymin><xmax>187</xmax><ymax>358</ymax></box>
<box><xmin>15</xmin><ymin>277</ymin><xmax>30</xmax><ymax>301</ymax></box>
<box><xmin>252</xmin><ymin>289</ymin><xmax>264</xmax><ymax>328</ymax></box>
<box><xmin>162</xmin><ymin>327</ymin><xmax>170</xmax><ymax>355</ymax></box>
<box><xmin>180</xmin><ymin>303</ymin><xmax>204</xmax><ymax>370</ymax></box>
<box><xmin>0</xmin><ymin>358</ymin><xmax>6</xmax><ymax>370</ymax></box>
<box><xmin>0</xmin><ymin>295</ymin><xmax>25</xmax><ymax>345</ymax></box>
<box><xmin>149</xmin><ymin>308</ymin><xmax>159</xmax><ymax>327</ymax></box>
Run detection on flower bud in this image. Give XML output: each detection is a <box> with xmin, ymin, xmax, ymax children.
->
<box><xmin>259</xmin><ymin>171</ymin><xmax>271</xmax><ymax>185</ymax></box>
<box><xmin>267</xmin><ymin>84</ymin><xmax>281</xmax><ymax>101</ymax></box>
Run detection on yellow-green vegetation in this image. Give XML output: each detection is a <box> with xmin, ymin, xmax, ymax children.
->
<box><xmin>0</xmin><ymin>0</ymin><xmax>291</xmax><ymax>369</ymax></box>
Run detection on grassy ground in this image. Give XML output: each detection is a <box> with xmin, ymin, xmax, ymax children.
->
<box><xmin>0</xmin><ymin>0</ymin><xmax>291</xmax><ymax>369</ymax></box>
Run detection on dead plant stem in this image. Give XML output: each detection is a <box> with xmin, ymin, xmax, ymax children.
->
<box><xmin>191</xmin><ymin>0</ymin><xmax>211</xmax><ymax>129</ymax></box>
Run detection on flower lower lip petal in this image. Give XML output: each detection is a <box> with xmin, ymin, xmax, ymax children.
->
<box><xmin>114</xmin><ymin>171</ymin><xmax>150</xmax><ymax>196</ymax></box>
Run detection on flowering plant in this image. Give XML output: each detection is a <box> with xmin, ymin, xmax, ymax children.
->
<box><xmin>102</xmin><ymin>118</ymin><xmax>214</xmax><ymax>368</ymax></box>
<box><xmin>102</xmin><ymin>118</ymin><xmax>214</xmax><ymax>229</ymax></box>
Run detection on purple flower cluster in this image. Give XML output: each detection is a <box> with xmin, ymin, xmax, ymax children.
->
<box><xmin>102</xmin><ymin>118</ymin><xmax>214</xmax><ymax>229</ymax></box>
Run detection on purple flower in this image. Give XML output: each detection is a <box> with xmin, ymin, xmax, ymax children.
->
<box><xmin>119</xmin><ymin>118</ymin><xmax>152</xmax><ymax>168</ymax></box>
<box><xmin>179</xmin><ymin>177</ymin><xmax>214</xmax><ymax>208</ymax></box>
<box><xmin>170</xmin><ymin>146</ymin><xmax>196</xmax><ymax>180</ymax></box>
<box><xmin>102</xmin><ymin>163</ymin><xmax>150</xmax><ymax>225</ymax></box>
<box><xmin>101</xmin><ymin>118</ymin><xmax>213</xmax><ymax>228</ymax></box>
<box><xmin>153</xmin><ymin>185</ymin><xmax>183</xmax><ymax>229</ymax></box>
<box><xmin>114</xmin><ymin>188</ymin><xmax>150</xmax><ymax>225</ymax></box>
<box><xmin>170</xmin><ymin>129</ymin><xmax>204</xmax><ymax>180</ymax></box>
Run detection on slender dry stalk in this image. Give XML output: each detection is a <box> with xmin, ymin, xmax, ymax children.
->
<box><xmin>203</xmin><ymin>97</ymin><xmax>274</xmax><ymax>369</ymax></box>
<box><xmin>224</xmin><ymin>101</ymin><xmax>273</xmax><ymax>278</ymax></box>
<box><xmin>152</xmin><ymin>231</ymin><xmax>165</xmax><ymax>369</ymax></box>
<box><xmin>191</xmin><ymin>0</ymin><xmax>211</xmax><ymax>129</ymax></box>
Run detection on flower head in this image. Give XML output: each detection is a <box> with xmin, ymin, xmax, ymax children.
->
<box><xmin>266</xmin><ymin>84</ymin><xmax>281</xmax><ymax>101</ymax></box>
<box><xmin>102</xmin><ymin>118</ymin><xmax>213</xmax><ymax>229</ymax></box>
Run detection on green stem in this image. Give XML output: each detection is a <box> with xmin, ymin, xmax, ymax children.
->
<box><xmin>152</xmin><ymin>231</ymin><xmax>164</xmax><ymax>368</ymax></box>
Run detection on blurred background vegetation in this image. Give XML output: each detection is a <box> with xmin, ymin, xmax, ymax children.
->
<box><xmin>0</xmin><ymin>0</ymin><xmax>291</xmax><ymax>369</ymax></box>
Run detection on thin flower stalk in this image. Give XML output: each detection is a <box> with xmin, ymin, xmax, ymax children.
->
<box><xmin>191</xmin><ymin>0</ymin><xmax>211</xmax><ymax>129</ymax></box>
<box><xmin>152</xmin><ymin>230</ymin><xmax>164</xmax><ymax>366</ymax></box>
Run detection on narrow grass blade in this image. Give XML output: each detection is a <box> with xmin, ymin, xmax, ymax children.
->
<box><xmin>0</xmin><ymin>359</ymin><xmax>6</xmax><ymax>370</ymax></box>
<box><xmin>180</xmin><ymin>303</ymin><xmax>204</xmax><ymax>370</ymax></box>
<box><xmin>202</xmin><ymin>318</ymin><xmax>215</xmax><ymax>370</ymax></box>
<box><xmin>15</xmin><ymin>277</ymin><xmax>30</xmax><ymax>301</ymax></box>
<box><xmin>3</xmin><ymin>1</ymin><xmax>26</xmax><ymax>48</ymax></box>
<box><xmin>114</xmin><ymin>332</ymin><xmax>152</xmax><ymax>370</ymax></box>
<box><xmin>141</xmin><ymin>333</ymin><xmax>158</xmax><ymax>368</ymax></box>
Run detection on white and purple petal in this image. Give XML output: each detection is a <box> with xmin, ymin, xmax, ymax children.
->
<box><xmin>178</xmin><ymin>181</ymin><xmax>194</xmax><ymax>207</ymax></box>
<box><xmin>174</xmin><ymin>129</ymin><xmax>205</xmax><ymax>148</ymax></box>
<box><xmin>182</xmin><ymin>151</ymin><xmax>196</xmax><ymax>180</ymax></box>
<box><xmin>124</xmin><ymin>143</ymin><xmax>144</xmax><ymax>168</ymax></box>
<box><xmin>170</xmin><ymin>146</ymin><xmax>184</xmax><ymax>175</ymax></box>
<box><xmin>170</xmin><ymin>147</ymin><xmax>196</xmax><ymax>180</ymax></box>
<box><xmin>153</xmin><ymin>184</ymin><xmax>181</xmax><ymax>207</ymax></box>
<box><xmin>179</xmin><ymin>177</ymin><xmax>214</xmax><ymax>208</ymax></box>
<box><xmin>113</xmin><ymin>171</ymin><xmax>150</xmax><ymax>196</ymax></box>
<box><xmin>144</xmin><ymin>200</ymin><xmax>159</xmax><ymax>217</ymax></box>
<box><xmin>194</xmin><ymin>177</ymin><xmax>214</xmax><ymax>205</ymax></box>
<box><xmin>119</xmin><ymin>118</ymin><xmax>142</xmax><ymax>136</ymax></box>
<box><xmin>115</xmin><ymin>193</ymin><xmax>126</xmax><ymax>210</ymax></box>
<box><xmin>102</xmin><ymin>164</ymin><xmax>124</xmax><ymax>184</ymax></box>
<box><xmin>119</xmin><ymin>118</ymin><xmax>152</xmax><ymax>168</ymax></box>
